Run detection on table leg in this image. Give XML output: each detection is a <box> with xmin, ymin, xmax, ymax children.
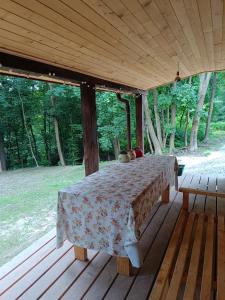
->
<box><xmin>183</xmin><ymin>192</ymin><xmax>189</xmax><ymax>210</ymax></box>
<box><xmin>162</xmin><ymin>184</ymin><xmax>170</xmax><ymax>203</ymax></box>
<box><xmin>116</xmin><ymin>256</ymin><xmax>132</xmax><ymax>276</ymax></box>
<box><xmin>74</xmin><ymin>246</ymin><xmax>87</xmax><ymax>261</ymax></box>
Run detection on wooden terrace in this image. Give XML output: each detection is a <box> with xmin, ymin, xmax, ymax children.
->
<box><xmin>1</xmin><ymin>1</ymin><xmax>225</xmax><ymax>299</ymax></box>
<box><xmin>1</xmin><ymin>174</ymin><xmax>225</xmax><ymax>300</ymax></box>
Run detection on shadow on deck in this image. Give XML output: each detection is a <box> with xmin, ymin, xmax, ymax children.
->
<box><xmin>1</xmin><ymin>175</ymin><xmax>224</xmax><ymax>300</ymax></box>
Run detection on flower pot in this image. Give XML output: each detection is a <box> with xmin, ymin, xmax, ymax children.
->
<box><xmin>178</xmin><ymin>164</ymin><xmax>185</xmax><ymax>176</ymax></box>
<box><xmin>118</xmin><ymin>153</ymin><xmax>130</xmax><ymax>163</ymax></box>
<box><xmin>135</xmin><ymin>147</ymin><xmax>144</xmax><ymax>158</ymax></box>
<box><xmin>127</xmin><ymin>150</ymin><xmax>136</xmax><ymax>160</ymax></box>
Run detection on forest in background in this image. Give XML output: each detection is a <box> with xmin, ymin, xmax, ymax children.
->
<box><xmin>0</xmin><ymin>71</ymin><xmax>225</xmax><ymax>172</ymax></box>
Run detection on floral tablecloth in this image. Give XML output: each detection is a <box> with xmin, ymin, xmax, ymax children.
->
<box><xmin>57</xmin><ymin>155</ymin><xmax>178</xmax><ymax>267</ymax></box>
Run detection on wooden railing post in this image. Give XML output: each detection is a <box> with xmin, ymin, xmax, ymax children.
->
<box><xmin>135</xmin><ymin>94</ymin><xmax>144</xmax><ymax>151</ymax></box>
<box><xmin>81</xmin><ymin>82</ymin><xmax>99</xmax><ymax>176</ymax></box>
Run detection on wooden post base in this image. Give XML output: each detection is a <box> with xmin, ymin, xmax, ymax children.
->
<box><xmin>162</xmin><ymin>185</ymin><xmax>170</xmax><ymax>203</ymax></box>
<box><xmin>183</xmin><ymin>191</ymin><xmax>189</xmax><ymax>210</ymax></box>
<box><xmin>74</xmin><ymin>246</ymin><xmax>88</xmax><ymax>261</ymax></box>
<box><xmin>116</xmin><ymin>256</ymin><xmax>132</xmax><ymax>276</ymax></box>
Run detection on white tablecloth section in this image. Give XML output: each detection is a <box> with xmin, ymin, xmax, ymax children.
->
<box><xmin>56</xmin><ymin>155</ymin><xmax>178</xmax><ymax>267</ymax></box>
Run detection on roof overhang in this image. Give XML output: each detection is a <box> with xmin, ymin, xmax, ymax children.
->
<box><xmin>0</xmin><ymin>51</ymin><xmax>145</xmax><ymax>94</ymax></box>
<box><xmin>0</xmin><ymin>0</ymin><xmax>223</xmax><ymax>90</ymax></box>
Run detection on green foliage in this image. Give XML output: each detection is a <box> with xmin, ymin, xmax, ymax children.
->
<box><xmin>171</xmin><ymin>82</ymin><xmax>197</xmax><ymax>109</ymax></box>
<box><xmin>210</xmin><ymin>121</ymin><xmax>225</xmax><ymax>131</ymax></box>
<box><xmin>96</xmin><ymin>92</ymin><xmax>136</xmax><ymax>156</ymax></box>
<box><xmin>0</xmin><ymin>70</ymin><xmax>224</xmax><ymax>170</ymax></box>
<box><xmin>0</xmin><ymin>77</ymin><xmax>82</xmax><ymax>168</ymax></box>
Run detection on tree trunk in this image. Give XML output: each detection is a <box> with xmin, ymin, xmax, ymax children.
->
<box><xmin>112</xmin><ymin>137</ymin><xmax>120</xmax><ymax>159</ymax></box>
<box><xmin>146</xmin><ymin>125</ymin><xmax>154</xmax><ymax>153</ymax></box>
<box><xmin>17</xmin><ymin>89</ymin><xmax>39</xmax><ymax>167</ymax></box>
<box><xmin>169</xmin><ymin>102</ymin><xmax>176</xmax><ymax>154</ymax></box>
<box><xmin>42</xmin><ymin>112</ymin><xmax>52</xmax><ymax>164</ymax></box>
<box><xmin>153</xmin><ymin>88</ymin><xmax>163</xmax><ymax>148</ymax></box>
<box><xmin>189</xmin><ymin>72</ymin><xmax>211</xmax><ymax>151</ymax></box>
<box><xmin>117</xmin><ymin>94</ymin><xmax>131</xmax><ymax>150</ymax></box>
<box><xmin>184</xmin><ymin>110</ymin><xmax>190</xmax><ymax>147</ymax></box>
<box><xmin>167</xmin><ymin>106</ymin><xmax>170</xmax><ymax>124</ymax></box>
<box><xmin>161</xmin><ymin>110</ymin><xmax>168</xmax><ymax>148</ymax></box>
<box><xmin>0</xmin><ymin>130</ymin><xmax>6</xmax><ymax>172</ymax></box>
<box><xmin>143</xmin><ymin>94</ymin><xmax>162</xmax><ymax>154</ymax></box>
<box><xmin>204</xmin><ymin>72</ymin><xmax>217</xmax><ymax>142</ymax></box>
<box><xmin>49</xmin><ymin>83</ymin><xmax>65</xmax><ymax>166</ymax></box>
<box><xmin>29</xmin><ymin>122</ymin><xmax>39</xmax><ymax>160</ymax></box>
<box><xmin>15</xmin><ymin>130</ymin><xmax>22</xmax><ymax>165</ymax></box>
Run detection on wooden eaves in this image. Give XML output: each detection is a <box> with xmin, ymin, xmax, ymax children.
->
<box><xmin>0</xmin><ymin>52</ymin><xmax>146</xmax><ymax>95</ymax></box>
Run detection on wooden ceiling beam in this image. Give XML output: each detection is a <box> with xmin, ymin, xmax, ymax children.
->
<box><xmin>0</xmin><ymin>52</ymin><xmax>146</xmax><ymax>94</ymax></box>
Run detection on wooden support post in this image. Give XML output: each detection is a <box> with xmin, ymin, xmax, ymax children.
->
<box><xmin>183</xmin><ymin>192</ymin><xmax>189</xmax><ymax>210</ymax></box>
<box><xmin>74</xmin><ymin>246</ymin><xmax>88</xmax><ymax>261</ymax></box>
<box><xmin>162</xmin><ymin>185</ymin><xmax>170</xmax><ymax>203</ymax></box>
<box><xmin>116</xmin><ymin>256</ymin><xmax>132</xmax><ymax>276</ymax></box>
<box><xmin>135</xmin><ymin>94</ymin><xmax>144</xmax><ymax>151</ymax></box>
<box><xmin>81</xmin><ymin>82</ymin><xmax>99</xmax><ymax>176</ymax></box>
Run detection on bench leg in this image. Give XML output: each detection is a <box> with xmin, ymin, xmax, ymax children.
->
<box><xmin>74</xmin><ymin>246</ymin><xmax>87</xmax><ymax>261</ymax></box>
<box><xmin>162</xmin><ymin>185</ymin><xmax>170</xmax><ymax>203</ymax></box>
<box><xmin>183</xmin><ymin>192</ymin><xmax>189</xmax><ymax>210</ymax></box>
<box><xmin>116</xmin><ymin>256</ymin><xmax>132</xmax><ymax>276</ymax></box>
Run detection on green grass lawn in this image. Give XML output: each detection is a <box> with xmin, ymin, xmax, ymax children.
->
<box><xmin>0</xmin><ymin>163</ymin><xmax>108</xmax><ymax>266</ymax></box>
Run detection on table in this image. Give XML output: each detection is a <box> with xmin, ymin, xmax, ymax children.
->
<box><xmin>57</xmin><ymin>155</ymin><xmax>178</xmax><ymax>275</ymax></box>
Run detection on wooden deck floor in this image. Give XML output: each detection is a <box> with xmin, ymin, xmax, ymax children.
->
<box><xmin>1</xmin><ymin>175</ymin><xmax>225</xmax><ymax>300</ymax></box>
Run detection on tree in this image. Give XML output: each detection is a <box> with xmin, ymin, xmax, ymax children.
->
<box><xmin>0</xmin><ymin>129</ymin><xmax>6</xmax><ymax>171</ymax></box>
<box><xmin>17</xmin><ymin>87</ymin><xmax>39</xmax><ymax>167</ymax></box>
<box><xmin>48</xmin><ymin>83</ymin><xmax>65</xmax><ymax>166</ymax></box>
<box><xmin>116</xmin><ymin>93</ymin><xmax>131</xmax><ymax>150</ymax></box>
<box><xmin>184</xmin><ymin>110</ymin><xmax>190</xmax><ymax>147</ymax></box>
<box><xmin>204</xmin><ymin>72</ymin><xmax>217</xmax><ymax>142</ymax></box>
<box><xmin>157</xmin><ymin>87</ymin><xmax>172</xmax><ymax>149</ymax></box>
<box><xmin>145</xmin><ymin>122</ymin><xmax>154</xmax><ymax>153</ymax></box>
<box><xmin>153</xmin><ymin>88</ymin><xmax>163</xmax><ymax>148</ymax></box>
<box><xmin>172</xmin><ymin>80</ymin><xmax>197</xmax><ymax>147</ymax></box>
<box><xmin>169</xmin><ymin>101</ymin><xmax>176</xmax><ymax>154</ymax></box>
<box><xmin>96</xmin><ymin>92</ymin><xmax>128</xmax><ymax>158</ymax></box>
<box><xmin>189</xmin><ymin>72</ymin><xmax>211</xmax><ymax>151</ymax></box>
<box><xmin>169</xmin><ymin>83</ymin><xmax>178</xmax><ymax>154</ymax></box>
<box><xmin>143</xmin><ymin>93</ymin><xmax>162</xmax><ymax>154</ymax></box>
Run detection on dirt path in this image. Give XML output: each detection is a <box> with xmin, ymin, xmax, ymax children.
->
<box><xmin>177</xmin><ymin>143</ymin><xmax>225</xmax><ymax>177</ymax></box>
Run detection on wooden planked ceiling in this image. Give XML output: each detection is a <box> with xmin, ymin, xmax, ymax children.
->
<box><xmin>0</xmin><ymin>0</ymin><xmax>223</xmax><ymax>90</ymax></box>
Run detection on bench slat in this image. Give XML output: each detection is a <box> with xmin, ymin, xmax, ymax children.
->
<box><xmin>217</xmin><ymin>216</ymin><xmax>225</xmax><ymax>300</ymax></box>
<box><xmin>183</xmin><ymin>214</ymin><xmax>204</xmax><ymax>300</ymax></box>
<box><xmin>165</xmin><ymin>213</ymin><xmax>195</xmax><ymax>300</ymax></box>
<box><xmin>200</xmin><ymin>215</ymin><xmax>215</xmax><ymax>300</ymax></box>
<box><xmin>179</xmin><ymin>188</ymin><xmax>225</xmax><ymax>199</ymax></box>
<box><xmin>150</xmin><ymin>211</ymin><xmax>223</xmax><ymax>299</ymax></box>
<box><xmin>149</xmin><ymin>211</ymin><xmax>187</xmax><ymax>300</ymax></box>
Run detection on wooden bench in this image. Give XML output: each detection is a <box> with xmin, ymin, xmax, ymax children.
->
<box><xmin>149</xmin><ymin>210</ymin><xmax>225</xmax><ymax>300</ymax></box>
<box><xmin>179</xmin><ymin>176</ymin><xmax>225</xmax><ymax>210</ymax></box>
